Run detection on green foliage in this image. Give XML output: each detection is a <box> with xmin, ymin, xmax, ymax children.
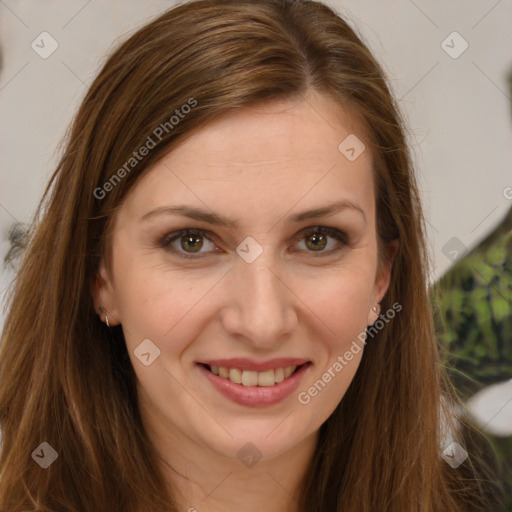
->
<box><xmin>432</xmin><ymin>230</ymin><xmax>512</xmax><ymax>394</ymax></box>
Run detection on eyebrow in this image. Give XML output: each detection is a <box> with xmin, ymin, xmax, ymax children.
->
<box><xmin>140</xmin><ymin>199</ymin><xmax>366</xmax><ymax>228</ymax></box>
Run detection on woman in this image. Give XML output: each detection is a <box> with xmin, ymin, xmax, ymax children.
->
<box><xmin>0</xmin><ymin>0</ymin><xmax>500</xmax><ymax>510</ymax></box>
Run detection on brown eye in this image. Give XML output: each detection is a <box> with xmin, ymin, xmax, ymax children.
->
<box><xmin>295</xmin><ymin>226</ymin><xmax>348</xmax><ymax>256</ymax></box>
<box><xmin>180</xmin><ymin>233</ymin><xmax>204</xmax><ymax>253</ymax></box>
<box><xmin>304</xmin><ymin>231</ymin><xmax>328</xmax><ymax>251</ymax></box>
<box><xmin>160</xmin><ymin>229</ymin><xmax>217</xmax><ymax>259</ymax></box>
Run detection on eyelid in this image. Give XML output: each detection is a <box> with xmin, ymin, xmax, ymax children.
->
<box><xmin>159</xmin><ymin>226</ymin><xmax>349</xmax><ymax>259</ymax></box>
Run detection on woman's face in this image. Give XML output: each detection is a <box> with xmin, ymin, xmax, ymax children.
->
<box><xmin>92</xmin><ymin>91</ymin><xmax>394</xmax><ymax>464</ymax></box>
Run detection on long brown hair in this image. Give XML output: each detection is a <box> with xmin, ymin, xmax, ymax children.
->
<box><xmin>0</xmin><ymin>1</ymin><xmax>499</xmax><ymax>510</ymax></box>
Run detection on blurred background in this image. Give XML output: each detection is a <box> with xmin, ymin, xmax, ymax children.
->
<box><xmin>0</xmin><ymin>0</ymin><xmax>511</xmax><ymax>507</ymax></box>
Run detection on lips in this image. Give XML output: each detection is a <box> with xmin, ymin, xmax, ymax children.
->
<box><xmin>198</xmin><ymin>361</ymin><xmax>312</xmax><ymax>407</ymax></box>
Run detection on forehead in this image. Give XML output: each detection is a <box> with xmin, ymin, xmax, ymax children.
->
<box><xmin>174</xmin><ymin>91</ymin><xmax>369</xmax><ymax>167</ymax></box>
<box><xmin>119</xmin><ymin>91</ymin><xmax>375</xmax><ymax>229</ymax></box>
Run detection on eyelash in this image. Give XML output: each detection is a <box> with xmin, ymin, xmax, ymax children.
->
<box><xmin>158</xmin><ymin>226</ymin><xmax>349</xmax><ymax>260</ymax></box>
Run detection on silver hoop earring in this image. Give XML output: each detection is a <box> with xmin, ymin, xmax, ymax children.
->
<box><xmin>99</xmin><ymin>307</ymin><xmax>110</xmax><ymax>328</ymax></box>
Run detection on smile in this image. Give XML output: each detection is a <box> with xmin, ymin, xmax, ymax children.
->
<box><xmin>205</xmin><ymin>364</ymin><xmax>300</xmax><ymax>387</ymax></box>
<box><xmin>197</xmin><ymin>361</ymin><xmax>312</xmax><ymax>407</ymax></box>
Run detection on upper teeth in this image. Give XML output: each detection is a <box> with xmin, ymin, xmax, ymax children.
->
<box><xmin>210</xmin><ymin>365</ymin><xmax>298</xmax><ymax>386</ymax></box>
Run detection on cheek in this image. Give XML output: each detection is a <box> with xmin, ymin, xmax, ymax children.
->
<box><xmin>316</xmin><ymin>278</ymin><xmax>370</xmax><ymax>321</ymax></box>
<box><xmin>110</xmin><ymin>250</ymin><xmax>196</xmax><ymax>352</ymax></box>
<box><xmin>297</xmin><ymin>281</ymin><xmax>370</xmax><ymax>419</ymax></box>
<box><xmin>309</xmin><ymin>261</ymin><xmax>375</xmax><ymax>335</ymax></box>
<box><xmin>120</xmin><ymin>285</ymin><xmax>191</xmax><ymax>347</ymax></box>
<box><xmin>295</xmin><ymin>262</ymin><xmax>373</xmax><ymax>400</ymax></box>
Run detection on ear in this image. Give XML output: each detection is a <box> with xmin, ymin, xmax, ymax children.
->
<box><xmin>367</xmin><ymin>239</ymin><xmax>399</xmax><ymax>325</ymax></box>
<box><xmin>90</xmin><ymin>259</ymin><xmax>120</xmax><ymax>326</ymax></box>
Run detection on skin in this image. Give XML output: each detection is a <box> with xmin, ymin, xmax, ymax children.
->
<box><xmin>92</xmin><ymin>90</ymin><xmax>397</xmax><ymax>512</ymax></box>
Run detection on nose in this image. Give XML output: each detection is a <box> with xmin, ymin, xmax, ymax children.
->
<box><xmin>220</xmin><ymin>253</ymin><xmax>298</xmax><ymax>349</ymax></box>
